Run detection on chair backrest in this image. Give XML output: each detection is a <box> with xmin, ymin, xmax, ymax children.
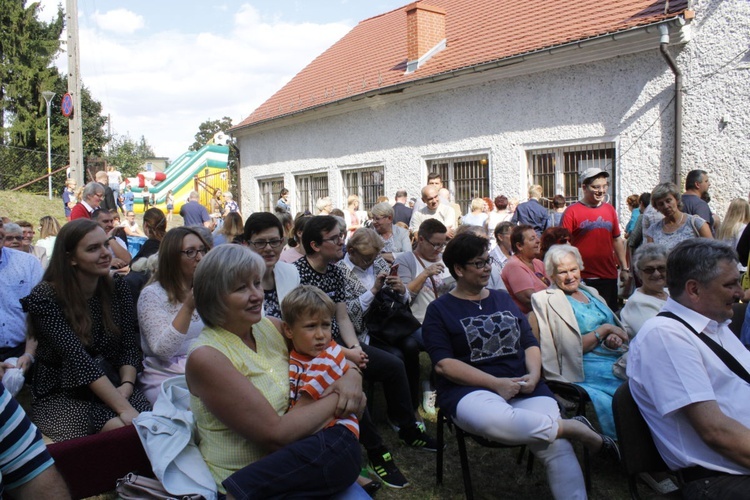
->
<box><xmin>612</xmin><ymin>381</ymin><xmax>668</xmax><ymax>476</ymax></box>
<box><xmin>729</xmin><ymin>302</ymin><xmax>747</xmax><ymax>339</ymax></box>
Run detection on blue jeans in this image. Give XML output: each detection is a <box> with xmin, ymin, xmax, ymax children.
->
<box><xmin>222</xmin><ymin>425</ymin><xmax>361</xmax><ymax>499</ymax></box>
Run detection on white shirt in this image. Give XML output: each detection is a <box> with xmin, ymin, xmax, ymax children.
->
<box><xmin>488</xmin><ymin>245</ymin><xmax>509</xmax><ymax>291</ymax></box>
<box><xmin>628</xmin><ymin>298</ymin><xmax>750</xmax><ymax>474</ymax></box>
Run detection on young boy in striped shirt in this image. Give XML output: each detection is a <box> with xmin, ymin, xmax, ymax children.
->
<box><xmin>281</xmin><ymin>284</ymin><xmax>361</xmax><ymax>459</ymax></box>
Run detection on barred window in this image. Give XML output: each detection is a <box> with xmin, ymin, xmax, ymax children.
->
<box><xmin>295</xmin><ymin>173</ymin><xmax>329</xmax><ymax>214</ymax></box>
<box><xmin>527</xmin><ymin>143</ymin><xmax>616</xmax><ymax>209</ymax></box>
<box><xmin>342</xmin><ymin>166</ymin><xmax>384</xmax><ymax>211</ymax></box>
<box><xmin>426</xmin><ymin>154</ymin><xmax>489</xmax><ymax>215</ymax></box>
<box><xmin>258</xmin><ymin>177</ymin><xmax>285</xmax><ymax>213</ymax></box>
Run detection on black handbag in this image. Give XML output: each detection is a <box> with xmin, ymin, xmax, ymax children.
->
<box><xmin>365</xmin><ymin>288</ymin><xmax>421</xmax><ymax>346</ymax></box>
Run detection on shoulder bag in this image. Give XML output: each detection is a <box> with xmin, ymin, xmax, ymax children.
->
<box><xmin>365</xmin><ymin>287</ymin><xmax>421</xmax><ymax>346</ymax></box>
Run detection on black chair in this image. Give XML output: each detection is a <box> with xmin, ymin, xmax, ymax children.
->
<box><xmin>436</xmin><ymin>408</ymin><xmax>532</xmax><ymax>500</ymax></box>
<box><xmin>613</xmin><ymin>381</ymin><xmax>678</xmax><ymax>500</ymax></box>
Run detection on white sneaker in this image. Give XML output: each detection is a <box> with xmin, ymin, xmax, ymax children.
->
<box><xmin>422</xmin><ymin>389</ymin><xmax>437</xmax><ymax>418</ymax></box>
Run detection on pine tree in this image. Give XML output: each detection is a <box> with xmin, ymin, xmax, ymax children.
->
<box><xmin>0</xmin><ymin>0</ymin><xmax>64</xmax><ymax>148</ymax></box>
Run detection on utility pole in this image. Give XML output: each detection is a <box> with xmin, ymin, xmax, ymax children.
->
<box><xmin>66</xmin><ymin>0</ymin><xmax>84</xmax><ymax>187</ymax></box>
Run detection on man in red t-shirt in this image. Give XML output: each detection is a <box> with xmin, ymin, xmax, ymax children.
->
<box><xmin>561</xmin><ymin>168</ymin><xmax>629</xmax><ymax>310</ymax></box>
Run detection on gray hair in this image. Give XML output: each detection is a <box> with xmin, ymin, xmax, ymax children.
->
<box><xmin>650</xmin><ymin>182</ymin><xmax>682</xmax><ymax>208</ymax></box>
<box><xmin>193</xmin><ymin>245</ymin><xmax>265</xmax><ymax>328</ymax></box>
<box><xmin>82</xmin><ymin>181</ymin><xmax>104</xmax><ymax>201</ymax></box>
<box><xmin>315</xmin><ymin>197</ymin><xmax>332</xmax><ymax>213</ymax></box>
<box><xmin>543</xmin><ymin>244</ymin><xmax>584</xmax><ymax>279</ymax></box>
<box><xmin>370</xmin><ymin>202</ymin><xmax>394</xmax><ymax>219</ymax></box>
<box><xmin>633</xmin><ymin>243</ymin><xmax>669</xmax><ymax>274</ymax></box>
<box><xmin>3</xmin><ymin>223</ymin><xmax>22</xmax><ymax>235</ymax></box>
<box><xmin>188</xmin><ymin>191</ymin><xmax>200</xmax><ymax>201</ymax></box>
<box><xmin>667</xmin><ymin>239</ymin><xmax>738</xmax><ymax>297</ymax></box>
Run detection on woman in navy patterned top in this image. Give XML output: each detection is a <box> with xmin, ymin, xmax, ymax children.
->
<box><xmin>423</xmin><ymin>233</ymin><xmax>617</xmax><ymax>500</ymax></box>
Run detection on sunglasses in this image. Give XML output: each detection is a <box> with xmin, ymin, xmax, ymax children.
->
<box><xmin>641</xmin><ymin>266</ymin><xmax>666</xmax><ymax>275</ymax></box>
<box><xmin>4</xmin><ymin>235</ymin><xmax>24</xmax><ymax>242</ymax></box>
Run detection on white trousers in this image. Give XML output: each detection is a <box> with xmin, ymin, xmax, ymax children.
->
<box><xmin>454</xmin><ymin>390</ymin><xmax>586</xmax><ymax>500</ymax></box>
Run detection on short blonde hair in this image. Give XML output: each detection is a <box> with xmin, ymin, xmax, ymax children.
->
<box><xmin>281</xmin><ymin>285</ymin><xmax>335</xmax><ymax>327</ymax></box>
<box><xmin>470</xmin><ymin>198</ymin><xmax>485</xmax><ymax>212</ymax></box>
<box><xmin>315</xmin><ymin>197</ymin><xmax>332</xmax><ymax>214</ymax></box>
<box><xmin>528</xmin><ymin>185</ymin><xmax>543</xmax><ymax>198</ymax></box>
<box><xmin>193</xmin><ymin>245</ymin><xmax>265</xmax><ymax>327</ymax></box>
<box><xmin>348</xmin><ymin>227</ymin><xmax>384</xmax><ymax>255</ymax></box>
<box><xmin>347</xmin><ymin>194</ymin><xmax>360</xmax><ymax>209</ymax></box>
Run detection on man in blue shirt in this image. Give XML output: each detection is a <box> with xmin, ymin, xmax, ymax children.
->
<box><xmin>681</xmin><ymin>169</ymin><xmax>714</xmax><ymax>234</ymax></box>
<box><xmin>512</xmin><ymin>184</ymin><xmax>550</xmax><ymax>236</ymax></box>
<box><xmin>0</xmin><ymin>218</ymin><xmax>42</xmax><ymax>370</ymax></box>
<box><xmin>180</xmin><ymin>191</ymin><xmax>212</xmax><ymax>228</ymax></box>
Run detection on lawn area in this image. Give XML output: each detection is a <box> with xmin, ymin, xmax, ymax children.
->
<box><xmin>2</xmin><ymin>190</ymin><xmax>637</xmax><ymax>499</ymax></box>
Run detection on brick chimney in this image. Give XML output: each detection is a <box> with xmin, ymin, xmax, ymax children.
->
<box><xmin>406</xmin><ymin>3</ymin><xmax>446</xmax><ymax>73</ymax></box>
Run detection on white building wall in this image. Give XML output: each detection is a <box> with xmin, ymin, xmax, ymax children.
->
<box><xmin>238</xmin><ymin>0</ymin><xmax>749</xmax><ymax>224</ymax></box>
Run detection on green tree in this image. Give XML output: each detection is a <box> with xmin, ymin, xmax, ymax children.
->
<box><xmin>189</xmin><ymin>117</ymin><xmax>239</xmax><ymax>194</ymax></box>
<box><xmin>189</xmin><ymin>116</ymin><xmax>233</xmax><ymax>152</ymax></box>
<box><xmin>107</xmin><ymin>134</ymin><xmax>155</xmax><ymax>178</ymax></box>
<box><xmin>0</xmin><ymin>0</ymin><xmax>64</xmax><ymax>148</ymax></box>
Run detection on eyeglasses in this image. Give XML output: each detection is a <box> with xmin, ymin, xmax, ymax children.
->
<box><xmin>641</xmin><ymin>265</ymin><xmax>666</xmax><ymax>275</ymax></box>
<box><xmin>587</xmin><ymin>184</ymin><xmax>609</xmax><ymax>193</ymax></box>
<box><xmin>249</xmin><ymin>238</ymin><xmax>284</xmax><ymax>249</ymax></box>
<box><xmin>466</xmin><ymin>257</ymin><xmax>496</xmax><ymax>269</ymax></box>
<box><xmin>4</xmin><ymin>235</ymin><xmax>24</xmax><ymax>242</ymax></box>
<box><xmin>321</xmin><ymin>233</ymin><xmax>346</xmax><ymax>244</ymax></box>
<box><xmin>424</xmin><ymin>238</ymin><xmax>446</xmax><ymax>251</ymax></box>
<box><xmin>180</xmin><ymin>247</ymin><xmax>208</xmax><ymax>259</ymax></box>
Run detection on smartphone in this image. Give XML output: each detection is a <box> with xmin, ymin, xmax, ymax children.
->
<box><xmin>389</xmin><ymin>264</ymin><xmax>399</xmax><ymax>276</ymax></box>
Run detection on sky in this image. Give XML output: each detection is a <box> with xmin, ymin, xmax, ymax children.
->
<box><xmin>34</xmin><ymin>1</ymin><xmax>407</xmax><ymax>160</ymax></box>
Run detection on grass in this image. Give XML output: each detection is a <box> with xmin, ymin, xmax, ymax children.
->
<box><xmin>0</xmin><ymin>190</ymin><xmax>67</xmax><ymax>228</ymax></box>
<box><xmin>1</xmin><ymin>190</ymin><xmax>638</xmax><ymax>499</ymax></box>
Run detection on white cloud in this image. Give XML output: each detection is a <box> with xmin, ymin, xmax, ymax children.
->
<box><xmin>91</xmin><ymin>9</ymin><xmax>145</xmax><ymax>35</ymax></box>
<box><xmin>48</xmin><ymin>3</ymin><xmax>352</xmax><ymax>159</ymax></box>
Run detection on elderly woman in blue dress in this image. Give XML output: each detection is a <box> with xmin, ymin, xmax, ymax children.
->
<box><xmin>530</xmin><ymin>244</ymin><xmax>629</xmax><ymax>439</ymax></box>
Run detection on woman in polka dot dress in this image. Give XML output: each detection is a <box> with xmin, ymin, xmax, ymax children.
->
<box><xmin>21</xmin><ymin>219</ymin><xmax>151</xmax><ymax>442</ymax></box>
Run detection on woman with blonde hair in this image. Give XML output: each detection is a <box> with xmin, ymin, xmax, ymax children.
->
<box><xmin>214</xmin><ymin>212</ymin><xmax>244</xmax><ymax>246</ymax></box>
<box><xmin>344</xmin><ymin>194</ymin><xmax>366</xmax><ymax>240</ymax></box>
<box><xmin>645</xmin><ymin>182</ymin><xmax>712</xmax><ymax>251</ymax></box>
<box><xmin>461</xmin><ymin>198</ymin><xmax>489</xmax><ymax>229</ymax></box>
<box><xmin>37</xmin><ymin>216</ymin><xmax>61</xmax><ymax>258</ymax></box>
<box><xmin>717</xmin><ymin>198</ymin><xmax>750</xmax><ymax>251</ymax></box>
<box><xmin>370</xmin><ymin>202</ymin><xmax>411</xmax><ymax>263</ymax></box>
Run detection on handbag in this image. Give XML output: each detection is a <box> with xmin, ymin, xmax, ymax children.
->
<box><xmin>116</xmin><ymin>472</ymin><xmax>205</xmax><ymax>500</ymax></box>
<box><xmin>365</xmin><ymin>287</ymin><xmax>421</xmax><ymax>346</ymax></box>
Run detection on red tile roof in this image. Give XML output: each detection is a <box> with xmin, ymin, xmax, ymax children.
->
<box><xmin>236</xmin><ymin>0</ymin><xmax>688</xmax><ymax>128</ymax></box>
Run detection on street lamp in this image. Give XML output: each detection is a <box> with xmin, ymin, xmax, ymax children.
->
<box><xmin>42</xmin><ymin>91</ymin><xmax>55</xmax><ymax>200</ymax></box>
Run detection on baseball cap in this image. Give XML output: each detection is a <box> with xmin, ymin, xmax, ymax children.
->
<box><xmin>579</xmin><ymin>168</ymin><xmax>610</xmax><ymax>186</ymax></box>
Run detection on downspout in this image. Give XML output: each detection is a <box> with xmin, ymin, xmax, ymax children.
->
<box><xmin>659</xmin><ymin>24</ymin><xmax>682</xmax><ymax>185</ymax></box>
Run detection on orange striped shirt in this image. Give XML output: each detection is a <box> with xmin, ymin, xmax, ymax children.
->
<box><xmin>288</xmin><ymin>341</ymin><xmax>359</xmax><ymax>438</ymax></box>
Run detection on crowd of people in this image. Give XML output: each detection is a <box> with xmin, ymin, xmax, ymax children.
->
<box><xmin>0</xmin><ymin>165</ymin><xmax>749</xmax><ymax>499</ymax></box>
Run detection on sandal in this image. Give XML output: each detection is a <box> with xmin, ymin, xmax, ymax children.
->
<box><xmin>571</xmin><ymin>415</ymin><xmax>621</xmax><ymax>462</ymax></box>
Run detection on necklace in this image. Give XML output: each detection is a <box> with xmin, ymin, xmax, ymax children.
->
<box><xmin>469</xmin><ymin>297</ymin><xmax>483</xmax><ymax>310</ymax></box>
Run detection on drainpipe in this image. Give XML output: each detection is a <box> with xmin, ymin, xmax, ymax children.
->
<box><xmin>659</xmin><ymin>24</ymin><xmax>682</xmax><ymax>185</ymax></box>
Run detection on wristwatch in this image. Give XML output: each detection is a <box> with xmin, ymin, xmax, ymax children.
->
<box><xmin>593</xmin><ymin>330</ymin><xmax>603</xmax><ymax>343</ymax></box>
